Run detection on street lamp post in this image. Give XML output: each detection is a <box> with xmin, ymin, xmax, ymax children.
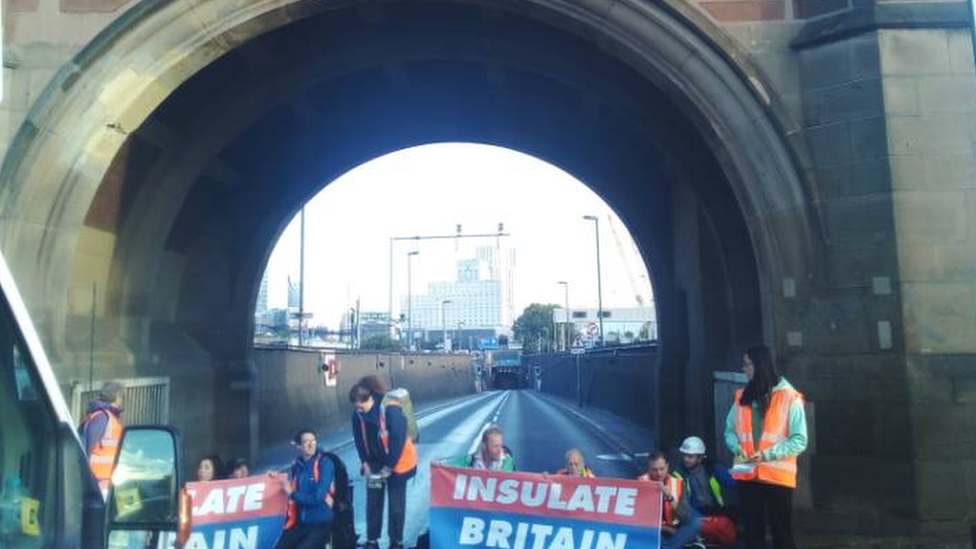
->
<box><xmin>441</xmin><ymin>299</ymin><xmax>452</xmax><ymax>352</ymax></box>
<box><xmin>557</xmin><ymin>281</ymin><xmax>569</xmax><ymax>351</ymax></box>
<box><xmin>583</xmin><ymin>215</ymin><xmax>604</xmax><ymax>346</ymax></box>
<box><xmin>407</xmin><ymin>251</ymin><xmax>419</xmax><ymax>350</ymax></box>
<box><xmin>456</xmin><ymin>320</ymin><xmax>465</xmax><ymax>350</ymax></box>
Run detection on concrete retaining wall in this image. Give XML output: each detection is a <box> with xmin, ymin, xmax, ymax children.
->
<box><xmin>525</xmin><ymin>346</ymin><xmax>659</xmax><ymax>447</ymax></box>
<box><xmin>253</xmin><ymin>348</ymin><xmax>478</xmax><ymax>450</ymax></box>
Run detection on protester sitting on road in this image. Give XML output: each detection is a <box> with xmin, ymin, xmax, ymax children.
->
<box><xmin>227</xmin><ymin>457</ymin><xmax>250</xmax><ymax>479</ymax></box>
<box><xmin>196</xmin><ymin>455</ymin><xmax>224</xmax><ymax>482</ymax></box>
<box><xmin>638</xmin><ymin>452</ymin><xmax>702</xmax><ymax>549</ymax></box>
<box><xmin>674</xmin><ymin>436</ymin><xmax>737</xmax><ymax>546</ymax></box>
<box><xmin>272</xmin><ymin>428</ymin><xmax>335</xmax><ymax>549</ymax></box>
<box><xmin>469</xmin><ymin>425</ymin><xmax>516</xmax><ymax>471</ymax></box>
<box><xmin>350</xmin><ymin>376</ymin><xmax>417</xmax><ymax>549</ymax></box>
<box><xmin>557</xmin><ymin>448</ymin><xmax>595</xmax><ymax>477</ymax></box>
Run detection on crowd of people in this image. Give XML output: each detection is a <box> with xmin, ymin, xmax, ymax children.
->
<box><xmin>79</xmin><ymin>344</ymin><xmax>805</xmax><ymax>549</ymax></box>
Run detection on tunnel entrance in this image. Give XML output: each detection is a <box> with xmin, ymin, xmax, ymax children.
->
<box><xmin>1</xmin><ymin>0</ymin><xmax>815</xmax><ymax>464</ymax></box>
<box><xmin>256</xmin><ymin>142</ymin><xmax>655</xmax><ymax>355</ymax></box>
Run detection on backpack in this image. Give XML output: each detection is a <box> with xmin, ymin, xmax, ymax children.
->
<box><xmin>323</xmin><ymin>452</ymin><xmax>357</xmax><ymax>549</ymax></box>
<box><xmin>381</xmin><ymin>388</ymin><xmax>419</xmax><ymax>443</ymax></box>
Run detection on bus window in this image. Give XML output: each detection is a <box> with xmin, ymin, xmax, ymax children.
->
<box><xmin>0</xmin><ymin>295</ymin><xmax>58</xmax><ymax>549</ymax></box>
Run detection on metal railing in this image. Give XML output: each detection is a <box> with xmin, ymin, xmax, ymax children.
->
<box><xmin>71</xmin><ymin>377</ymin><xmax>170</xmax><ymax>425</ymax></box>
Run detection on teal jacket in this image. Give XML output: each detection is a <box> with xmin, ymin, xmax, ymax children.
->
<box><xmin>725</xmin><ymin>378</ymin><xmax>807</xmax><ymax>462</ymax></box>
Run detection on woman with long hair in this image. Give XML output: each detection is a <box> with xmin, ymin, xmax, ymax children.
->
<box><xmin>725</xmin><ymin>345</ymin><xmax>807</xmax><ymax>549</ymax></box>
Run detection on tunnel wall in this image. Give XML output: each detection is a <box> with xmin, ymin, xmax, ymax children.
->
<box><xmin>525</xmin><ymin>346</ymin><xmax>659</xmax><ymax>447</ymax></box>
<box><xmin>253</xmin><ymin>348</ymin><xmax>478</xmax><ymax>451</ymax></box>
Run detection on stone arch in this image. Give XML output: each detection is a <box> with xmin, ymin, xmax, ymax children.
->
<box><xmin>0</xmin><ymin>0</ymin><xmax>821</xmax><ymax>454</ymax></box>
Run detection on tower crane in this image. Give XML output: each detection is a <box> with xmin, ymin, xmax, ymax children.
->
<box><xmin>606</xmin><ymin>215</ymin><xmax>646</xmax><ymax>307</ymax></box>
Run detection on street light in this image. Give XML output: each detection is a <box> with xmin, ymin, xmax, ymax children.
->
<box><xmin>557</xmin><ymin>281</ymin><xmax>570</xmax><ymax>351</ymax></box>
<box><xmin>583</xmin><ymin>215</ymin><xmax>604</xmax><ymax>346</ymax></box>
<box><xmin>407</xmin><ymin>251</ymin><xmax>419</xmax><ymax>350</ymax></box>
<box><xmin>441</xmin><ymin>299</ymin><xmax>452</xmax><ymax>352</ymax></box>
<box><xmin>456</xmin><ymin>320</ymin><xmax>465</xmax><ymax>351</ymax></box>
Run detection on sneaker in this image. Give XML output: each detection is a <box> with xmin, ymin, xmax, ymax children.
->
<box><xmin>363</xmin><ymin>541</ymin><xmax>379</xmax><ymax>549</ymax></box>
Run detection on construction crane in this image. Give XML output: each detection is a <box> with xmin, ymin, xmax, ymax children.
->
<box><xmin>606</xmin><ymin>215</ymin><xmax>646</xmax><ymax>307</ymax></box>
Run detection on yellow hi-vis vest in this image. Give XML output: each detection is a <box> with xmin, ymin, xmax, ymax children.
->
<box><xmin>732</xmin><ymin>386</ymin><xmax>802</xmax><ymax>488</ymax></box>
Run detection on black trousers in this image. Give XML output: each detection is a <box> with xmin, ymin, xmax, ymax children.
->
<box><xmin>273</xmin><ymin>523</ymin><xmax>332</xmax><ymax>549</ymax></box>
<box><xmin>367</xmin><ymin>473</ymin><xmax>408</xmax><ymax>544</ymax></box>
<box><xmin>740</xmin><ymin>481</ymin><xmax>797</xmax><ymax>549</ymax></box>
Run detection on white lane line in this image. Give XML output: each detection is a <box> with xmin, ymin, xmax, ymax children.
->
<box><xmin>467</xmin><ymin>390</ymin><xmax>511</xmax><ymax>457</ymax></box>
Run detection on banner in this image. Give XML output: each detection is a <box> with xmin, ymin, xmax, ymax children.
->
<box><xmin>430</xmin><ymin>465</ymin><xmax>662</xmax><ymax>549</ymax></box>
<box><xmin>183</xmin><ymin>475</ymin><xmax>288</xmax><ymax>549</ymax></box>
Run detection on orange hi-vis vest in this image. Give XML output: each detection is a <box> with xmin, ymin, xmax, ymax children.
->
<box><xmin>86</xmin><ymin>409</ymin><xmax>122</xmax><ymax>486</ymax></box>
<box><xmin>358</xmin><ymin>399</ymin><xmax>417</xmax><ymax>474</ymax></box>
<box><xmin>284</xmin><ymin>454</ymin><xmax>336</xmax><ymax>530</ymax></box>
<box><xmin>637</xmin><ymin>473</ymin><xmax>683</xmax><ymax>526</ymax></box>
<box><xmin>732</xmin><ymin>386</ymin><xmax>802</xmax><ymax>488</ymax></box>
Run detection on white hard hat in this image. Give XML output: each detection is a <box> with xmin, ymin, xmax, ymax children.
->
<box><xmin>679</xmin><ymin>436</ymin><xmax>706</xmax><ymax>455</ymax></box>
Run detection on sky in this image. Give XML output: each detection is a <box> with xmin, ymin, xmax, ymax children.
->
<box><xmin>263</xmin><ymin>143</ymin><xmax>652</xmax><ymax>327</ymax></box>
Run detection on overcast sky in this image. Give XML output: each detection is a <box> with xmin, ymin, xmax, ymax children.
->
<box><xmin>264</xmin><ymin>143</ymin><xmax>652</xmax><ymax>327</ymax></box>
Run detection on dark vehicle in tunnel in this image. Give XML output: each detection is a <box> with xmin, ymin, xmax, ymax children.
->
<box><xmin>0</xmin><ymin>250</ymin><xmax>189</xmax><ymax>549</ymax></box>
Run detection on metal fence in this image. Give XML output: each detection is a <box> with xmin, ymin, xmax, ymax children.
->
<box><xmin>71</xmin><ymin>377</ymin><xmax>170</xmax><ymax>426</ymax></box>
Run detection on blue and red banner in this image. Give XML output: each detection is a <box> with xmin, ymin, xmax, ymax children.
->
<box><xmin>183</xmin><ymin>475</ymin><xmax>288</xmax><ymax>549</ymax></box>
<box><xmin>430</xmin><ymin>465</ymin><xmax>662</xmax><ymax>549</ymax></box>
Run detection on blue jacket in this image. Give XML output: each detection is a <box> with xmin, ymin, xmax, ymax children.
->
<box><xmin>352</xmin><ymin>392</ymin><xmax>415</xmax><ymax>477</ymax></box>
<box><xmin>674</xmin><ymin>461</ymin><xmax>736</xmax><ymax>513</ymax></box>
<box><xmin>81</xmin><ymin>401</ymin><xmax>123</xmax><ymax>455</ymax></box>
<box><xmin>287</xmin><ymin>450</ymin><xmax>335</xmax><ymax>526</ymax></box>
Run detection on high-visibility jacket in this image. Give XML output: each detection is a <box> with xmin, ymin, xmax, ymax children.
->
<box><xmin>357</xmin><ymin>398</ymin><xmax>417</xmax><ymax>474</ymax></box>
<box><xmin>673</xmin><ymin>468</ymin><xmax>726</xmax><ymax>508</ymax></box>
<box><xmin>637</xmin><ymin>473</ymin><xmax>683</xmax><ymax>526</ymax></box>
<box><xmin>85</xmin><ymin>409</ymin><xmax>122</xmax><ymax>484</ymax></box>
<box><xmin>284</xmin><ymin>451</ymin><xmax>336</xmax><ymax>529</ymax></box>
<box><xmin>557</xmin><ymin>466</ymin><xmax>595</xmax><ymax>478</ymax></box>
<box><xmin>731</xmin><ymin>384</ymin><xmax>803</xmax><ymax>488</ymax></box>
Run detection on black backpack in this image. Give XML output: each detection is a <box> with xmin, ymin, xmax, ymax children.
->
<box><xmin>324</xmin><ymin>452</ymin><xmax>357</xmax><ymax>549</ymax></box>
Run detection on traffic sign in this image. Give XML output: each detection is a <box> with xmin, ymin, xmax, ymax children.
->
<box><xmin>571</xmin><ymin>346</ymin><xmax>585</xmax><ymax>355</ymax></box>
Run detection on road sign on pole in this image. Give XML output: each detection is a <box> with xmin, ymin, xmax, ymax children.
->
<box><xmin>571</xmin><ymin>333</ymin><xmax>585</xmax><ymax>355</ymax></box>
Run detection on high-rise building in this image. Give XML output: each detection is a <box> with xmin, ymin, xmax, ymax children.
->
<box><xmin>287</xmin><ymin>276</ymin><xmax>300</xmax><ymax>310</ymax></box>
<box><xmin>402</xmin><ymin>246</ymin><xmax>515</xmax><ymax>331</ymax></box>
<box><xmin>256</xmin><ymin>272</ymin><xmax>269</xmax><ymax>314</ymax></box>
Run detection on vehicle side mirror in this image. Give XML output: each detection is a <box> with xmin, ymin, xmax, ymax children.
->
<box><xmin>106</xmin><ymin>426</ymin><xmax>185</xmax><ymax>549</ymax></box>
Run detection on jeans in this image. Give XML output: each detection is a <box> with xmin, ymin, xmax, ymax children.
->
<box><xmin>740</xmin><ymin>481</ymin><xmax>797</xmax><ymax>549</ymax></box>
<box><xmin>366</xmin><ymin>472</ymin><xmax>408</xmax><ymax>544</ymax></box>
<box><xmin>273</xmin><ymin>523</ymin><xmax>332</xmax><ymax>549</ymax></box>
<box><xmin>662</xmin><ymin>510</ymin><xmax>702</xmax><ymax>549</ymax></box>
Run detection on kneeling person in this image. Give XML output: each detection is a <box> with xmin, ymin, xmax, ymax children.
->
<box><xmin>675</xmin><ymin>436</ymin><xmax>737</xmax><ymax>546</ymax></box>
<box><xmin>638</xmin><ymin>452</ymin><xmax>701</xmax><ymax>549</ymax></box>
<box><xmin>274</xmin><ymin>429</ymin><xmax>335</xmax><ymax>549</ymax></box>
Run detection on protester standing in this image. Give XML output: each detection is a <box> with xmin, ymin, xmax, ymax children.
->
<box><xmin>80</xmin><ymin>381</ymin><xmax>125</xmax><ymax>498</ymax></box>
<box><xmin>725</xmin><ymin>345</ymin><xmax>807</xmax><ymax>549</ymax></box>
<box><xmin>273</xmin><ymin>429</ymin><xmax>335</xmax><ymax>549</ymax></box>
<box><xmin>350</xmin><ymin>376</ymin><xmax>417</xmax><ymax>549</ymax></box>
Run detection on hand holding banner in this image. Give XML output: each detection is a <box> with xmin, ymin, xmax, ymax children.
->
<box><xmin>182</xmin><ymin>475</ymin><xmax>288</xmax><ymax>549</ymax></box>
<box><xmin>430</xmin><ymin>465</ymin><xmax>662</xmax><ymax>549</ymax></box>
